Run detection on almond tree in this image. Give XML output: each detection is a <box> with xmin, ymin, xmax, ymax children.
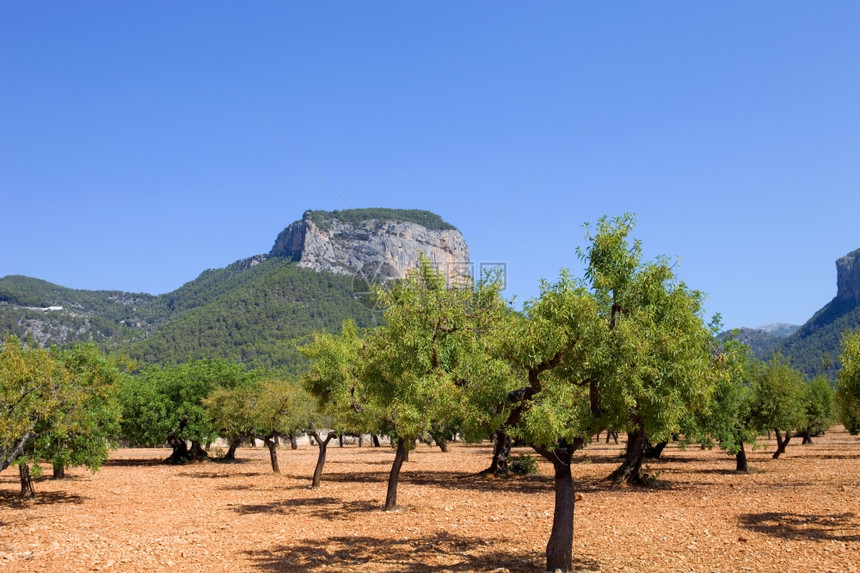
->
<box><xmin>481</xmin><ymin>215</ymin><xmax>722</xmax><ymax>572</ymax></box>
<box><xmin>300</xmin><ymin>320</ymin><xmax>371</xmax><ymax>487</ymax></box>
<box><xmin>750</xmin><ymin>353</ymin><xmax>806</xmax><ymax>459</ymax></box>
<box><xmin>0</xmin><ymin>336</ymin><xmax>60</xmax><ymax>496</ymax></box>
<box><xmin>119</xmin><ymin>359</ymin><xmax>261</xmax><ymax>463</ymax></box>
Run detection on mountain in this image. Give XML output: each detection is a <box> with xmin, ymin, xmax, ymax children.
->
<box><xmin>724</xmin><ymin>324</ymin><xmax>799</xmax><ymax>359</ymax></box>
<box><xmin>777</xmin><ymin>249</ymin><xmax>860</xmax><ymax>378</ymax></box>
<box><xmin>0</xmin><ymin>208</ymin><xmax>469</xmax><ymax>374</ymax></box>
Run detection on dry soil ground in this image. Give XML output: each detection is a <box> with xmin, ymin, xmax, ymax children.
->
<box><xmin>1</xmin><ymin>428</ymin><xmax>859</xmax><ymax>573</ymax></box>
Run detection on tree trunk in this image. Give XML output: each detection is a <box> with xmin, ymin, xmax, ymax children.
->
<box><xmin>189</xmin><ymin>441</ymin><xmax>208</xmax><ymax>461</ymax></box>
<box><xmin>358</xmin><ymin>434</ymin><xmax>364</xmax><ymax>447</ymax></box>
<box><xmin>225</xmin><ymin>436</ymin><xmax>243</xmax><ymax>460</ymax></box>
<box><xmin>605</xmin><ymin>430</ymin><xmax>618</xmax><ymax>444</ymax></box>
<box><xmin>645</xmin><ymin>440</ymin><xmax>668</xmax><ymax>459</ymax></box>
<box><xmin>429</xmin><ymin>430</ymin><xmax>448</xmax><ymax>452</ymax></box>
<box><xmin>289</xmin><ymin>432</ymin><xmax>298</xmax><ymax>450</ymax></box>
<box><xmin>735</xmin><ymin>442</ymin><xmax>748</xmax><ymax>472</ymax></box>
<box><xmin>52</xmin><ymin>462</ymin><xmax>65</xmax><ymax>479</ymax></box>
<box><xmin>309</xmin><ymin>430</ymin><xmax>335</xmax><ymax>488</ymax></box>
<box><xmin>773</xmin><ymin>429</ymin><xmax>790</xmax><ymax>459</ymax></box>
<box><xmin>19</xmin><ymin>464</ymin><xmax>35</xmax><ymax>498</ymax></box>
<box><xmin>481</xmin><ymin>429</ymin><xmax>513</xmax><ymax>476</ymax></box>
<box><xmin>372</xmin><ymin>434</ymin><xmax>381</xmax><ymax>447</ymax></box>
<box><xmin>535</xmin><ymin>440</ymin><xmax>580</xmax><ymax>573</ymax></box>
<box><xmin>801</xmin><ymin>429</ymin><xmax>813</xmax><ymax>445</ymax></box>
<box><xmin>384</xmin><ymin>437</ymin><xmax>408</xmax><ymax>511</ymax></box>
<box><xmin>165</xmin><ymin>432</ymin><xmax>190</xmax><ymax>464</ymax></box>
<box><xmin>339</xmin><ymin>434</ymin><xmax>344</xmax><ymax>448</ymax></box>
<box><xmin>609</xmin><ymin>423</ymin><xmax>648</xmax><ymax>485</ymax></box>
<box><xmin>263</xmin><ymin>435</ymin><xmax>280</xmax><ymax>473</ymax></box>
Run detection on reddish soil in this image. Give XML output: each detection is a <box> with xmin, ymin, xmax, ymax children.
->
<box><xmin>1</xmin><ymin>428</ymin><xmax>859</xmax><ymax>572</ymax></box>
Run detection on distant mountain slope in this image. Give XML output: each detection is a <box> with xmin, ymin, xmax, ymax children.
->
<box><xmin>777</xmin><ymin>249</ymin><xmax>860</xmax><ymax>378</ymax></box>
<box><xmin>1</xmin><ymin>208</ymin><xmax>466</xmax><ymax>374</ymax></box>
<box><xmin>779</xmin><ymin>298</ymin><xmax>860</xmax><ymax>378</ymax></box>
<box><xmin>125</xmin><ymin>259</ymin><xmax>380</xmax><ymax>374</ymax></box>
<box><xmin>723</xmin><ymin>326</ymin><xmax>796</xmax><ymax>360</ymax></box>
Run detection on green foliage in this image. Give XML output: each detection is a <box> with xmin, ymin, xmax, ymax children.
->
<box><xmin>306</xmin><ymin>208</ymin><xmax>456</xmax><ymax>232</ymax></box>
<box><xmin>0</xmin><ymin>335</ymin><xmax>59</xmax><ymax>472</ymax></box>
<box><xmin>581</xmin><ymin>214</ymin><xmax>718</xmax><ymax>442</ymax></box>
<box><xmin>510</xmin><ymin>453</ymin><xmax>539</xmax><ymax>475</ymax></box>
<box><xmin>206</xmin><ymin>378</ymin><xmax>313</xmax><ymax>444</ymax></box>
<box><xmin>750</xmin><ymin>353</ymin><xmax>807</xmax><ymax>434</ymax></box>
<box><xmin>802</xmin><ymin>375</ymin><xmax>836</xmax><ymax>435</ymax></box>
<box><xmin>29</xmin><ymin>344</ymin><xmax>123</xmax><ymax>474</ymax></box>
<box><xmin>0</xmin><ymin>337</ymin><xmax>122</xmax><ymax>477</ymax></box>
<box><xmin>836</xmin><ymin>330</ymin><xmax>860</xmax><ymax>434</ymax></box>
<box><xmin>682</xmin><ymin>332</ymin><xmax>759</xmax><ymax>457</ymax></box>
<box><xmin>119</xmin><ymin>359</ymin><xmax>264</xmax><ymax>449</ymax></box>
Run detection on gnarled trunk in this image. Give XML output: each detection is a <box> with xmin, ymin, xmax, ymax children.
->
<box><xmin>773</xmin><ymin>429</ymin><xmax>790</xmax><ymax>459</ymax></box>
<box><xmin>52</xmin><ymin>463</ymin><xmax>65</xmax><ymax>479</ymax></box>
<box><xmin>372</xmin><ymin>434</ymin><xmax>381</xmax><ymax>447</ymax></box>
<box><xmin>189</xmin><ymin>441</ymin><xmax>208</xmax><ymax>461</ymax></box>
<box><xmin>263</xmin><ymin>435</ymin><xmax>280</xmax><ymax>473</ymax></box>
<box><xmin>482</xmin><ymin>429</ymin><xmax>512</xmax><ymax>476</ymax></box>
<box><xmin>19</xmin><ymin>463</ymin><xmax>35</xmax><ymax>498</ymax></box>
<box><xmin>225</xmin><ymin>436</ymin><xmax>243</xmax><ymax>460</ymax></box>
<box><xmin>165</xmin><ymin>432</ymin><xmax>190</xmax><ymax>464</ymax></box>
<box><xmin>735</xmin><ymin>442</ymin><xmax>748</xmax><ymax>472</ymax></box>
<box><xmin>309</xmin><ymin>430</ymin><xmax>335</xmax><ymax>488</ymax></box>
<box><xmin>289</xmin><ymin>432</ymin><xmax>298</xmax><ymax>450</ymax></box>
<box><xmin>384</xmin><ymin>437</ymin><xmax>408</xmax><ymax>511</ymax></box>
<box><xmin>801</xmin><ymin>429</ymin><xmax>813</xmax><ymax>445</ymax></box>
<box><xmin>609</xmin><ymin>422</ymin><xmax>648</xmax><ymax>485</ymax></box>
<box><xmin>645</xmin><ymin>439</ymin><xmax>668</xmax><ymax>459</ymax></box>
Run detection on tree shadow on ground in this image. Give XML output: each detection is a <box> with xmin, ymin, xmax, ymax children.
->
<box><xmin>739</xmin><ymin>512</ymin><xmax>860</xmax><ymax>542</ymax></box>
<box><xmin>244</xmin><ymin>531</ymin><xmax>601</xmax><ymax>572</ymax></box>
<box><xmin>176</xmin><ymin>471</ymin><xmax>265</xmax><ymax>479</ymax></box>
<box><xmin>319</xmin><ymin>468</ymin><xmax>626</xmax><ymax>496</ymax></box>
<box><xmin>210</xmin><ymin>457</ymin><xmax>254</xmax><ymax>465</ymax></box>
<box><xmin>0</xmin><ymin>489</ymin><xmax>86</xmax><ymax>508</ymax></box>
<box><xmin>101</xmin><ymin>458</ymin><xmax>165</xmax><ymax>467</ymax></box>
<box><xmin>232</xmin><ymin>496</ymin><xmax>379</xmax><ymax>520</ymax></box>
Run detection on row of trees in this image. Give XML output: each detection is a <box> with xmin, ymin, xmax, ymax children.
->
<box><xmin>4</xmin><ymin>214</ymin><xmax>860</xmax><ymax>573</ymax></box>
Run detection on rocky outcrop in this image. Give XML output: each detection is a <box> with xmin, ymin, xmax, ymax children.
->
<box><xmin>836</xmin><ymin>249</ymin><xmax>860</xmax><ymax>306</ymax></box>
<box><xmin>269</xmin><ymin>209</ymin><xmax>471</xmax><ymax>285</ymax></box>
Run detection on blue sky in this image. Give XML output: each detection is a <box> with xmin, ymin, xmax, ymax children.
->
<box><xmin>1</xmin><ymin>2</ymin><xmax>858</xmax><ymax>330</ymax></box>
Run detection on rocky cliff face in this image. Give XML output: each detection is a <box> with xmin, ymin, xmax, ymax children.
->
<box><xmin>269</xmin><ymin>209</ymin><xmax>471</xmax><ymax>285</ymax></box>
<box><xmin>836</xmin><ymin>249</ymin><xmax>860</xmax><ymax>306</ymax></box>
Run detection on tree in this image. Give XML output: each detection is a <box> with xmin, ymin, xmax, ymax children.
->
<box><xmin>750</xmin><ymin>353</ymin><xmax>806</xmax><ymax>459</ymax></box>
<box><xmin>579</xmin><ymin>214</ymin><xmax>718</xmax><ymax>485</ymax></box>
<box><xmin>0</xmin><ymin>336</ymin><xmax>59</xmax><ymax>485</ymax></box>
<box><xmin>836</xmin><ymin>330</ymin><xmax>860</xmax><ymax>434</ymax></box>
<box><xmin>207</xmin><ymin>378</ymin><xmax>311</xmax><ymax>473</ymax></box>
<box><xmin>301</xmin><ymin>320</ymin><xmax>373</xmax><ymax>487</ymax></box>
<box><xmin>1</xmin><ymin>338</ymin><xmax>122</xmax><ymax>497</ymax></box>
<box><xmin>681</xmin><ymin>329</ymin><xmax>760</xmax><ymax>472</ymax></box>
<box><xmin>800</xmin><ymin>375</ymin><xmax>835</xmax><ymax>444</ymax></box>
<box><xmin>32</xmin><ymin>344</ymin><xmax>123</xmax><ymax>479</ymax></box>
<box><xmin>478</xmin><ymin>215</ymin><xmax>722</xmax><ymax>572</ymax></box>
<box><xmin>119</xmin><ymin>359</ymin><xmax>261</xmax><ymax>463</ymax></box>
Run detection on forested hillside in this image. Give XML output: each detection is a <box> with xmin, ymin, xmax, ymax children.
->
<box><xmin>125</xmin><ymin>259</ymin><xmax>380</xmax><ymax>374</ymax></box>
<box><xmin>779</xmin><ymin>298</ymin><xmax>860</xmax><ymax>378</ymax></box>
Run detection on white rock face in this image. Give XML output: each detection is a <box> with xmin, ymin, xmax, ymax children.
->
<box><xmin>269</xmin><ymin>211</ymin><xmax>471</xmax><ymax>285</ymax></box>
<box><xmin>836</xmin><ymin>249</ymin><xmax>860</xmax><ymax>305</ymax></box>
